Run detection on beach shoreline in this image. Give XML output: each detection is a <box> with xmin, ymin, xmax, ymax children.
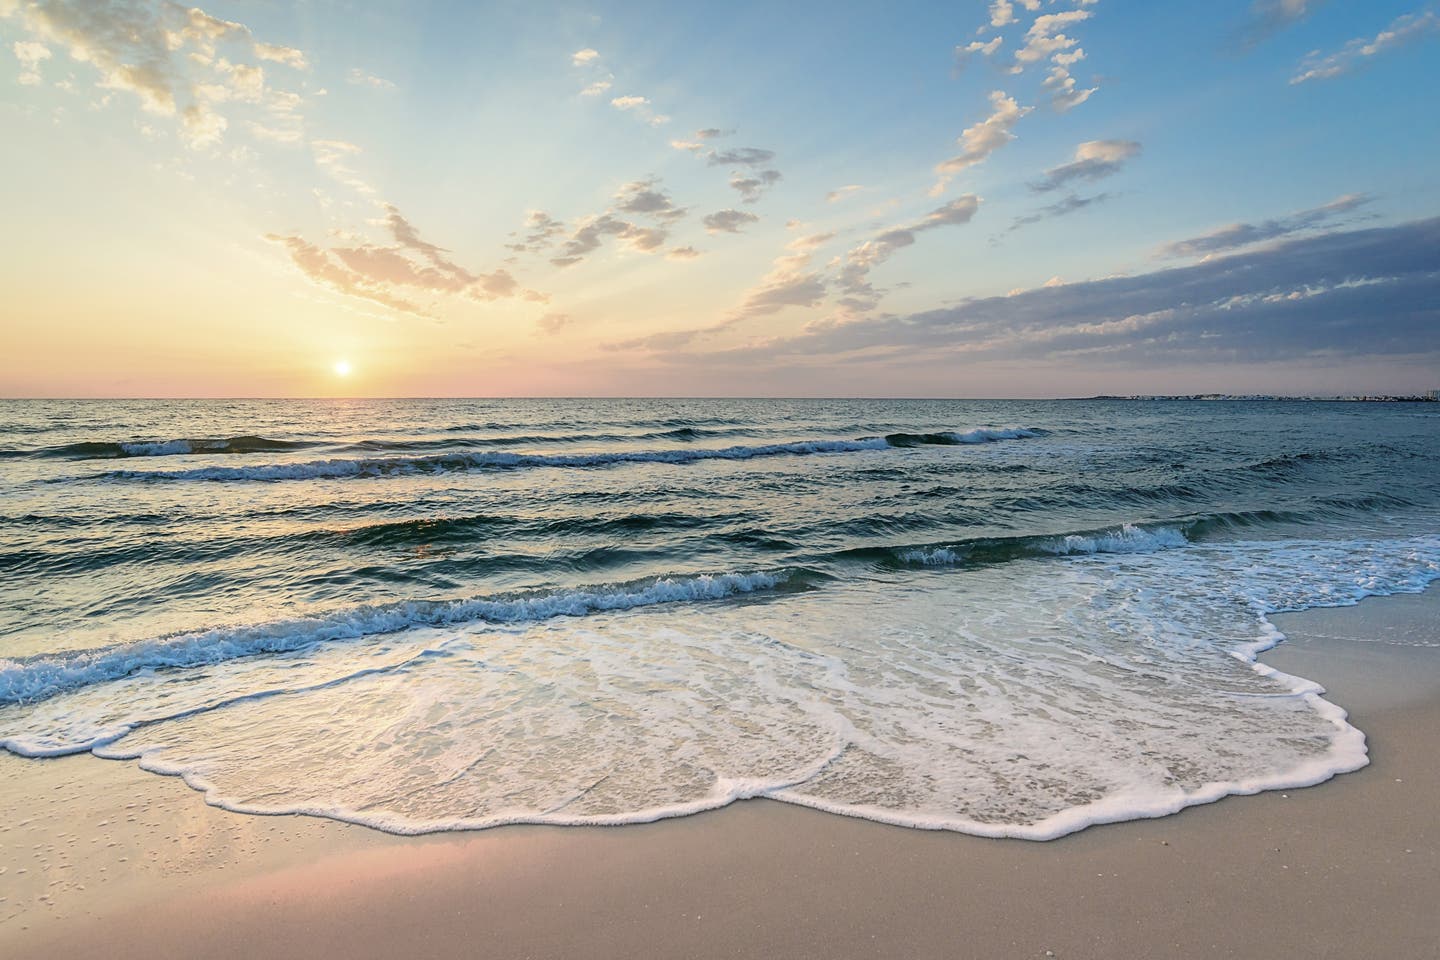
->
<box><xmin>3</xmin><ymin>588</ymin><xmax>1438</xmax><ymax>960</ymax></box>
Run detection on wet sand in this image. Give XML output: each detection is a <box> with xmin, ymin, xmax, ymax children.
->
<box><xmin>3</xmin><ymin>589</ymin><xmax>1438</xmax><ymax>959</ymax></box>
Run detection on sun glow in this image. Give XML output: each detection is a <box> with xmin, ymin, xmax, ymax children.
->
<box><xmin>333</xmin><ymin>359</ymin><xmax>352</xmax><ymax>377</ymax></box>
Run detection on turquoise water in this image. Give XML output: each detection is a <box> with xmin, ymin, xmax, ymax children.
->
<box><xmin>1</xmin><ymin>399</ymin><xmax>1437</xmax><ymax>837</ymax></box>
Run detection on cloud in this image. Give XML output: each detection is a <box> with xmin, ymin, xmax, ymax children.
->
<box><xmin>312</xmin><ymin>138</ymin><xmax>376</xmax><ymax>196</ymax></box>
<box><xmin>268</xmin><ymin>203</ymin><xmax>537</xmax><ymax>314</ymax></box>
<box><xmin>267</xmin><ymin>234</ymin><xmax>428</xmax><ymax>316</ymax></box>
<box><xmin>707</xmin><ymin>147</ymin><xmax>776</xmax><ymax>168</ymax></box>
<box><xmin>610</xmin><ymin>94</ymin><xmax>668</xmax><ymax>125</ymax></box>
<box><xmin>932</xmin><ymin>90</ymin><xmax>1030</xmax><ymax>193</ymax></box>
<box><xmin>536</xmin><ymin>312</ymin><xmax>572</xmax><ymax>334</ymax></box>
<box><xmin>826</xmin><ymin>184</ymin><xmax>864</xmax><ymax>203</ymax></box>
<box><xmin>1013</xmin><ymin>10</ymin><xmax>1091</xmax><ymax>70</ymax></box>
<box><xmin>837</xmin><ymin>196</ymin><xmax>981</xmax><ymax>310</ymax></box>
<box><xmin>506</xmin><ymin>211</ymin><xmax>567</xmax><ymax>255</ymax></box>
<box><xmin>551</xmin><ymin>214</ymin><xmax>669</xmax><ymax>267</ymax></box>
<box><xmin>614</xmin><ymin>178</ymin><xmax>687</xmax><ymax>222</ymax></box>
<box><xmin>703</xmin><ymin>209</ymin><xmax>760</xmax><ymax>234</ymax></box>
<box><xmin>543</xmin><ymin>177</ymin><xmax>694</xmax><ymax>268</ymax></box>
<box><xmin>729</xmin><ymin>168</ymin><xmax>782</xmax><ymax>203</ymax></box>
<box><xmin>1003</xmin><ymin>192</ymin><xmax>1114</xmax><ymax>236</ymax></box>
<box><xmin>347</xmin><ymin>67</ymin><xmax>395</xmax><ymax>90</ymax></box>
<box><xmin>1240</xmin><ymin>0</ymin><xmax>1323</xmax><ymax>46</ymax></box>
<box><xmin>736</xmin><ymin>232</ymin><xmax>835</xmax><ymax>318</ymax></box>
<box><xmin>989</xmin><ymin>0</ymin><xmax>1017</xmax><ymax>28</ymax></box>
<box><xmin>1042</xmin><ymin>60</ymin><xmax>1096</xmax><ymax>112</ymax></box>
<box><xmin>1031</xmin><ymin>140</ymin><xmax>1141</xmax><ymax>192</ymax></box>
<box><xmin>12</xmin><ymin>39</ymin><xmax>51</xmax><ymax>85</ymax></box>
<box><xmin>672</xmin><ymin>217</ymin><xmax>1440</xmax><ymax>371</ymax></box>
<box><xmin>1158</xmin><ymin>193</ymin><xmax>1373</xmax><ymax>259</ymax></box>
<box><xmin>954</xmin><ymin>36</ymin><xmax>1002</xmax><ymax>71</ymax></box>
<box><xmin>1290</xmin><ymin>11</ymin><xmax>1438</xmax><ymax>84</ymax></box>
<box><xmin>570</xmin><ymin>46</ymin><xmax>613</xmax><ymax>96</ymax></box>
<box><xmin>667</xmin><ymin>246</ymin><xmax>701</xmax><ymax>261</ymax></box>
<box><xmin>254</xmin><ymin>42</ymin><xmax>307</xmax><ymax>69</ymax></box>
<box><xmin>1</xmin><ymin>0</ymin><xmax>311</xmax><ymax>149</ymax></box>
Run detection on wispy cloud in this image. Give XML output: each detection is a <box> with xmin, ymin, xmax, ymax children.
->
<box><xmin>505</xmin><ymin>211</ymin><xmax>568</xmax><ymax>255</ymax></box>
<box><xmin>1290</xmin><ymin>10</ymin><xmax>1438</xmax><ymax>84</ymax></box>
<box><xmin>838</xmin><ymin>196</ymin><xmax>982</xmax><ymax>310</ymax></box>
<box><xmin>347</xmin><ymin>68</ymin><xmax>395</xmax><ymax>90</ymax></box>
<box><xmin>1239</xmin><ymin>0</ymin><xmax>1323</xmax><ymax>46</ymax></box>
<box><xmin>1157</xmin><ymin>193</ymin><xmax>1373</xmax><ymax>258</ymax></box>
<box><xmin>268</xmin><ymin>202</ymin><xmax>537</xmax><ymax>315</ymax></box>
<box><xmin>734</xmin><ymin>232</ymin><xmax>835</xmax><ymax>319</ymax></box>
<box><xmin>932</xmin><ymin>90</ymin><xmax>1030</xmax><ymax>194</ymax></box>
<box><xmin>610</xmin><ymin>94</ymin><xmax>669</xmax><ymax>126</ymax></box>
<box><xmin>1002</xmin><ymin>192</ymin><xmax>1114</xmax><ymax>237</ymax></box>
<box><xmin>536</xmin><ymin>312</ymin><xmax>572</xmax><ymax>334</ymax></box>
<box><xmin>1031</xmin><ymin>140</ymin><xmax>1141</xmax><ymax>192</ymax></box>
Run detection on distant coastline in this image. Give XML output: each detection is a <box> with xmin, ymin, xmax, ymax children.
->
<box><xmin>1086</xmin><ymin>393</ymin><xmax>1440</xmax><ymax>402</ymax></box>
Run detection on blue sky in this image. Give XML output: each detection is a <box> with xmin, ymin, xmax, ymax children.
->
<box><xmin>1</xmin><ymin>0</ymin><xmax>1437</xmax><ymax>396</ymax></box>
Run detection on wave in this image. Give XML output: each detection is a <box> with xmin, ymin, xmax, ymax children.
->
<box><xmin>0</xmin><ymin>570</ymin><xmax>797</xmax><ymax>707</ymax></box>
<box><xmin>887</xmin><ymin>522</ymin><xmax>1190</xmax><ymax>568</ymax></box>
<box><xmin>94</xmin><ymin>427</ymin><xmax>1045</xmax><ymax>482</ymax></box>
<box><xmin>5</xmin><ymin>436</ymin><xmax>313</xmax><ymax>461</ymax></box>
<box><xmin>884</xmin><ymin>427</ymin><xmax>1044</xmax><ymax>447</ymax></box>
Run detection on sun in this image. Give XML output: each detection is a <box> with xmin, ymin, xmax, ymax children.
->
<box><xmin>333</xmin><ymin>359</ymin><xmax>352</xmax><ymax>377</ymax></box>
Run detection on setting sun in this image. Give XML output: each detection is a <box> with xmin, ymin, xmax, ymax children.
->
<box><xmin>333</xmin><ymin>360</ymin><xmax>352</xmax><ymax>377</ymax></box>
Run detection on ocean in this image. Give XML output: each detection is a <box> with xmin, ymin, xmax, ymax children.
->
<box><xmin>1</xmin><ymin>398</ymin><xmax>1437</xmax><ymax>839</ymax></box>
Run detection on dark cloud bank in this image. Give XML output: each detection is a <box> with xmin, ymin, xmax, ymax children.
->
<box><xmin>656</xmin><ymin>217</ymin><xmax>1440</xmax><ymax>370</ymax></box>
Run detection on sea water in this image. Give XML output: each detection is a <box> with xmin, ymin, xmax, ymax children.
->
<box><xmin>1</xmin><ymin>398</ymin><xmax>1436</xmax><ymax>838</ymax></box>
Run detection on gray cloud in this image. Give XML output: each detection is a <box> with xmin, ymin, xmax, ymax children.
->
<box><xmin>729</xmin><ymin>168</ymin><xmax>782</xmax><ymax>203</ymax></box>
<box><xmin>506</xmin><ymin>211</ymin><xmax>566</xmax><ymax>255</ymax></box>
<box><xmin>1158</xmin><ymin>194</ymin><xmax>1373</xmax><ymax>259</ymax></box>
<box><xmin>614</xmin><ymin>178</ymin><xmax>687</xmax><ymax>222</ymax></box>
<box><xmin>707</xmin><ymin>147</ymin><xmax>775</xmax><ymax>167</ymax></box>
<box><xmin>703</xmin><ymin>209</ymin><xmax>760</xmax><ymax>234</ymax></box>
<box><xmin>1004</xmin><ymin>192</ymin><xmax>1114</xmax><ymax>236</ymax></box>
<box><xmin>551</xmin><ymin>214</ymin><xmax>668</xmax><ymax>267</ymax></box>
<box><xmin>1032</xmin><ymin>140</ymin><xmax>1140</xmax><ymax>192</ymax></box>
<box><xmin>680</xmin><ymin>217</ymin><xmax>1440</xmax><ymax>370</ymax></box>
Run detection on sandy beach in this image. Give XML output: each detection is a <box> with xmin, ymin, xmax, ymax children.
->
<box><xmin>3</xmin><ymin>588</ymin><xmax>1437</xmax><ymax>960</ymax></box>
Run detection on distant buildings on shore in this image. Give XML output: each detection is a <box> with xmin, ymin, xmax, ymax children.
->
<box><xmin>1088</xmin><ymin>393</ymin><xmax>1440</xmax><ymax>402</ymax></box>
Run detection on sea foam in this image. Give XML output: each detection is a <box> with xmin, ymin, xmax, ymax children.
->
<box><xmin>2</xmin><ymin>534</ymin><xmax>1437</xmax><ymax>839</ymax></box>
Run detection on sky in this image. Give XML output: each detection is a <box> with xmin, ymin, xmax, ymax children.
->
<box><xmin>1</xmin><ymin>0</ymin><xmax>1437</xmax><ymax>398</ymax></box>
